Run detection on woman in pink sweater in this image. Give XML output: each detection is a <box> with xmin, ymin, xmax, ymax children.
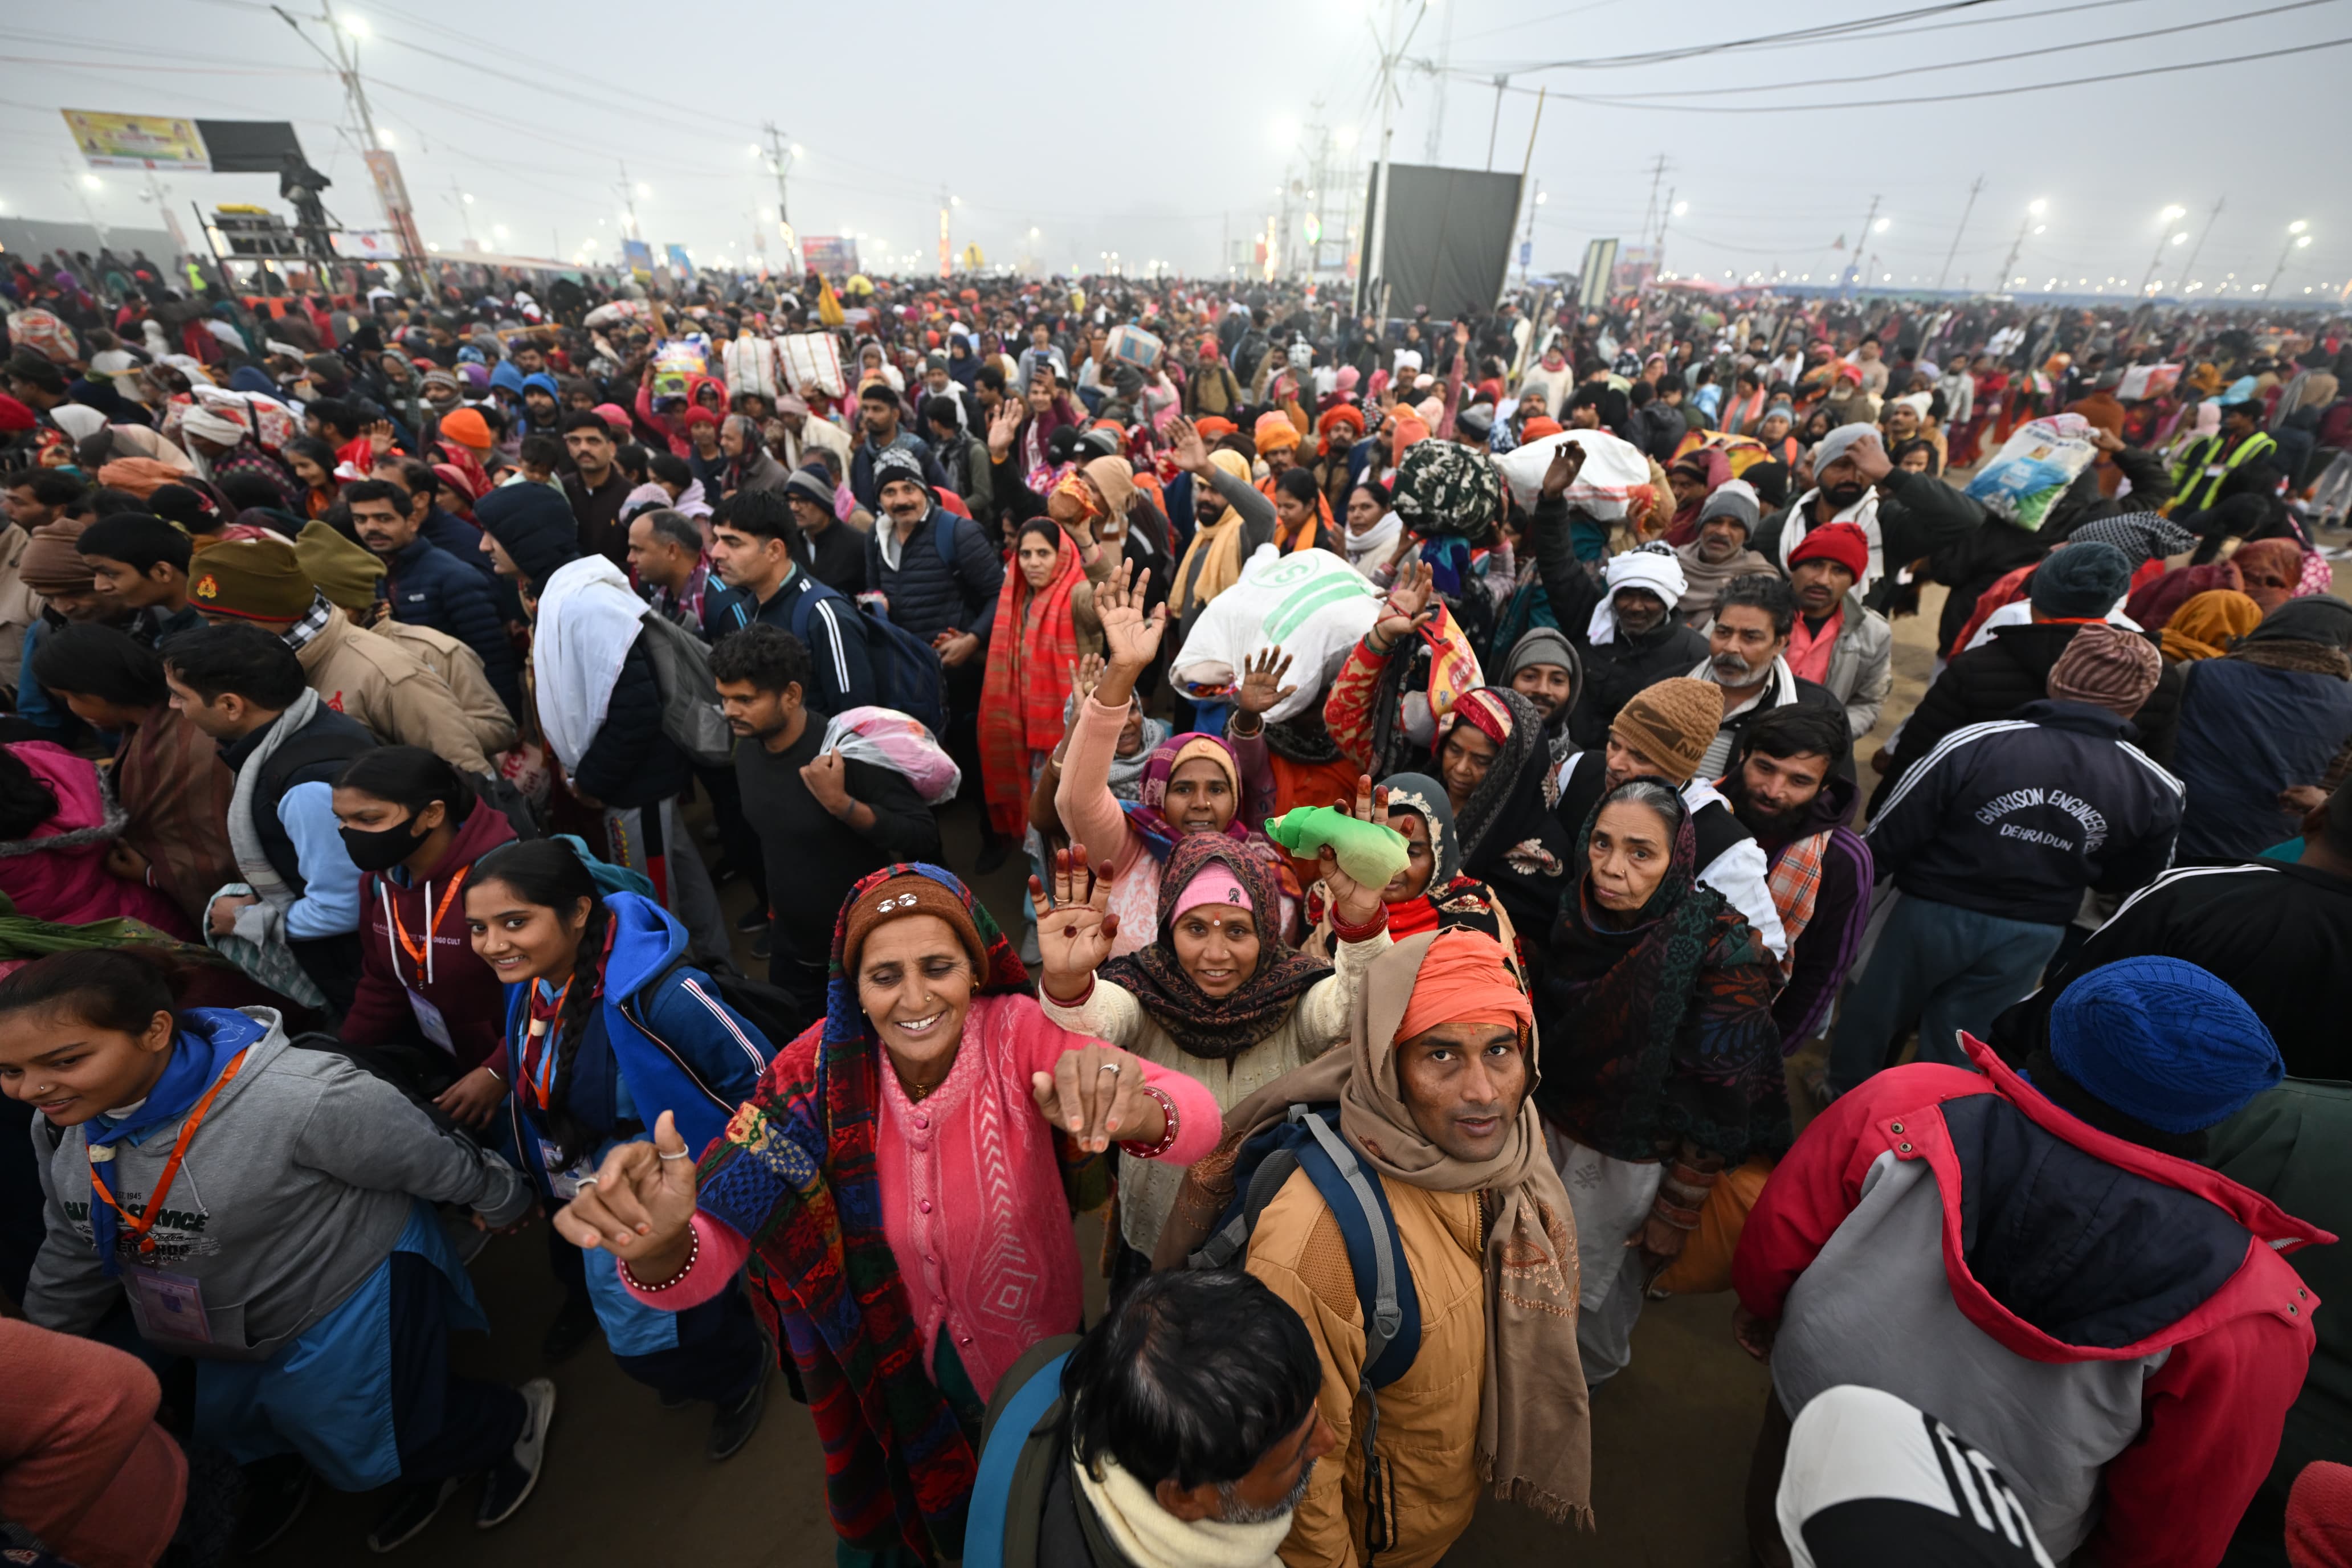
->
<box><xmin>554</xmin><ymin>862</ymin><xmax>1218</xmax><ymax>1565</ymax></box>
<box><xmin>1052</xmin><ymin>561</ymin><xmax>1284</xmax><ymax>955</ymax></box>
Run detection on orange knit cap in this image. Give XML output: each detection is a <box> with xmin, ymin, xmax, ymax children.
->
<box><xmin>1394</xmin><ymin>929</ymin><xmax>1533</xmax><ymax>1044</ymax></box>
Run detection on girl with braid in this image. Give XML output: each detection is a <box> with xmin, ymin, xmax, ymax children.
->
<box><xmin>462</xmin><ymin>839</ymin><xmax>778</xmax><ymax>1460</ymax></box>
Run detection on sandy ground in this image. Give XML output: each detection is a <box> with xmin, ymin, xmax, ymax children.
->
<box><xmin>262</xmin><ymin>585</ymin><xmax>1968</xmax><ymax>1566</ymax></box>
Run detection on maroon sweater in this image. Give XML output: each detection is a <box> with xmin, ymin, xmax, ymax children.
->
<box><xmin>341</xmin><ymin>801</ymin><xmax>516</xmax><ymax>1071</ymax></box>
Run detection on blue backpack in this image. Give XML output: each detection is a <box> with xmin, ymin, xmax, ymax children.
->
<box><xmin>788</xmin><ymin>574</ymin><xmax>949</xmax><ymax>738</ymax></box>
<box><xmin>1187</xmin><ymin>1102</ymin><xmax>1421</xmax><ymax>1558</ymax></box>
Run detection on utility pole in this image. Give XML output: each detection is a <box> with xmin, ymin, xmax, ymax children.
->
<box><xmin>1937</xmin><ymin>174</ymin><xmax>1984</xmax><ymax>293</ymax></box>
<box><xmin>1842</xmin><ymin>194</ymin><xmax>1880</xmax><ymax>299</ymax></box>
<box><xmin>1423</xmin><ymin>0</ymin><xmax>1453</xmax><ymax>164</ymax></box>
<box><xmin>2177</xmin><ymin>197</ymin><xmax>2225</xmax><ymax>295</ymax></box>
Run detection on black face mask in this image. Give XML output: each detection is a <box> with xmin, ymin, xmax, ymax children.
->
<box><xmin>339</xmin><ymin>816</ymin><xmax>428</xmax><ymax>873</ymax></box>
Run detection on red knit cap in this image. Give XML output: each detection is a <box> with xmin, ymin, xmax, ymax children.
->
<box><xmin>1790</xmin><ymin>521</ymin><xmax>1870</xmax><ymax>581</ymax></box>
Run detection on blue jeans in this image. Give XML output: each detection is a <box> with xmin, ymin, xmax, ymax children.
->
<box><xmin>1827</xmin><ymin>893</ymin><xmax>2065</xmax><ymax>1096</ymax></box>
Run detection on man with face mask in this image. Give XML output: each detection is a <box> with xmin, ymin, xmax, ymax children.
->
<box><xmin>1753</xmin><ymin>423</ymin><xmax>1982</xmax><ymax>603</ymax></box>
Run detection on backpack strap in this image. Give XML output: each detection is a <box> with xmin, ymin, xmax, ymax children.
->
<box><xmin>963</xmin><ymin>1348</ymin><xmax>1071</xmax><ymax>1568</ymax></box>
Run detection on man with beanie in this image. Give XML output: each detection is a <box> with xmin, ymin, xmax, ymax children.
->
<box><xmin>1501</xmin><ymin>626</ymin><xmax>1583</xmax><ymax>773</ymax></box>
<box><xmin>1873</xmin><ymin>540</ymin><xmax>2180</xmax><ymax>808</ymax></box>
<box><xmin>1526</xmin><ymin>448</ymin><xmax>1712</xmax><ymax>746</ymax></box>
<box><xmin>1830</xmin><ymin>624</ymin><xmax>2183</xmax><ymax>1094</ymax></box>
<box><xmin>781</xmin><ymin>463</ymin><xmax>866</xmax><ymax>600</ymax></box>
<box><xmin>1673</xmin><ymin>483</ymin><xmax>1773</xmax><ymax>623</ymax></box>
<box><xmin>1555</xmin><ymin>676</ymin><xmax>1788</xmax><ymax>961</ymax></box>
<box><xmin>1752</xmin><ymin>423</ymin><xmax>1981</xmax><ymax>598</ymax></box>
<box><xmin>1783</xmin><ymin>520</ymin><xmax>1892</xmax><ymax>739</ymax></box>
<box><xmin>186</xmin><ymin>538</ymin><xmax>492</xmax><ymax>776</ymax></box>
<box><xmin>1737</xmin><ymin>958</ymin><xmax>2323</xmax><ymax>1568</ymax></box>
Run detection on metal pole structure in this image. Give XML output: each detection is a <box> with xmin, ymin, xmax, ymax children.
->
<box><xmin>1841</xmin><ymin>194</ymin><xmax>1879</xmax><ymax>300</ymax></box>
<box><xmin>2177</xmin><ymin>197</ymin><xmax>2225</xmax><ymax>295</ymax></box>
<box><xmin>1937</xmin><ymin>175</ymin><xmax>1984</xmax><ymax>292</ymax></box>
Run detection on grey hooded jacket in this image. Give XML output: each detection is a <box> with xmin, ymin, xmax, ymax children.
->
<box><xmin>25</xmin><ymin>1008</ymin><xmax>530</xmax><ymax>1361</ymax></box>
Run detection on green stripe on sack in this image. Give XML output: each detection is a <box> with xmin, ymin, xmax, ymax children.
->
<box><xmin>1267</xmin><ymin>578</ymin><xmax>1374</xmax><ymax>640</ymax></box>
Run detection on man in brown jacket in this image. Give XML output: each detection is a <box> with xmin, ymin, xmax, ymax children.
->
<box><xmin>1204</xmin><ymin>930</ymin><xmax>1593</xmax><ymax>1568</ymax></box>
<box><xmin>186</xmin><ymin>537</ymin><xmax>492</xmax><ymax>776</ymax></box>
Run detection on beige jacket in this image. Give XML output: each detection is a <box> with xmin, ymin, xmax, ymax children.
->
<box><xmin>295</xmin><ymin>609</ymin><xmax>491</xmax><ymax>775</ymax></box>
<box><xmin>1039</xmin><ymin>926</ymin><xmax>1389</xmax><ymax>1255</ymax></box>
<box><xmin>1249</xmin><ymin>1171</ymin><xmax>1488</xmax><ymax>1568</ymax></box>
<box><xmin>372</xmin><ymin>619</ymin><xmax>518</xmax><ymax>757</ymax></box>
<box><xmin>0</xmin><ymin>525</ymin><xmax>37</xmax><ymax>692</ymax></box>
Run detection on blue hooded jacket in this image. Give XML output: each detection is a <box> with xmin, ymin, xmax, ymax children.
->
<box><xmin>504</xmin><ymin>891</ymin><xmax>775</xmax><ymax>1182</ymax></box>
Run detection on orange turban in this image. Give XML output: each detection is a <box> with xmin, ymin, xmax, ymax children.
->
<box><xmin>1253</xmin><ymin>411</ymin><xmax>1300</xmax><ymax>454</ymax></box>
<box><xmin>1394</xmin><ymin>930</ymin><xmax>1533</xmax><ymax>1044</ymax></box>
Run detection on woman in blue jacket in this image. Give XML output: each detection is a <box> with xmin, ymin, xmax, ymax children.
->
<box><xmin>462</xmin><ymin>838</ymin><xmax>778</xmax><ymax>1460</ymax></box>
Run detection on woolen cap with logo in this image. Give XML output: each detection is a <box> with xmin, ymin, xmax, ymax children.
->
<box><xmin>1608</xmin><ymin>677</ymin><xmax>1724</xmax><ymax>785</ymax></box>
<box><xmin>189</xmin><ymin>538</ymin><xmax>316</xmax><ymax>622</ymax></box>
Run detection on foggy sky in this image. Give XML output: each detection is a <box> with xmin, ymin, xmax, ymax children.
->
<box><xmin>2</xmin><ymin>0</ymin><xmax>2347</xmax><ymax>304</ymax></box>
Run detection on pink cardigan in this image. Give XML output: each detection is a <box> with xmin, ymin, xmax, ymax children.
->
<box><xmin>622</xmin><ymin>991</ymin><xmax>1218</xmax><ymax>1400</ymax></box>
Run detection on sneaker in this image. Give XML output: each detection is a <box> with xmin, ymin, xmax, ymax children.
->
<box><xmin>232</xmin><ymin>1455</ymin><xmax>313</xmax><ymax>1556</ymax></box>
<box><xmin>476</xmin><ymin>1378</ymin><xmax>556</xmax><ymax>1529</ymax></box>
<box><xmin>734</xmin><ymin>907</ymin><xmax>767</xmax><ymax>934</ymax></box>
<box><xmin>367</xmin><ymin>1477</ymin><xmax>459</xmax><ymax>1553</ymax></box>
<box><xmin>707</xmin><ymin>1363</ymin><xmax>769</xmax><ymax>1462</ymax></box>
<box><xmin>540</xmin><ymin>1295</ymin><xmax>598</xmax><ymax>1365</ymax></box>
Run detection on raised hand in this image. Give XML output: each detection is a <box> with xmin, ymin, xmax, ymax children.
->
<box><xmin>552</xmin><ymin>1109</ymin><xmax>701</xmax><ymax>1283</ymax></box>
<box><xmin>1234</xmin><ymin>645</ymin><xmax>1297</xmax><ymax>717</ymax></box>
<box><xmin>1094</xmin><ymin>558</ymin><xmax>1166</xmax><ymax>673</ymax></box>
<box><xmin>1031</xmin><ymin>1040</ymin><xmax>1163</xmax><ymax>1154</ymax></box>
<box><xmin>1033</xmin><ymin>844</ymin><xmax>1120</xmax><ymax>1000</ymax></box>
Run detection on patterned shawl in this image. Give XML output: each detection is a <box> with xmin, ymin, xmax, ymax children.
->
<box><xmin>695</xmin><ymin>864</ymin><xmax>1027</xmax><ymax>1563</ymax></box>
<box><xmin>1099</xmin><ymin>835</ymin><xmax>1330</xmax><ymax>1060</ymax></box>
<box><xmin>1533</xmin><ymin>785</ymin><xmax>1786</xmax><ymax>1164</ymax></box>
<box><xmin>978</xmin><ymin>531</ymin><xmax>1085</xmax><ymax>834</ymax></box>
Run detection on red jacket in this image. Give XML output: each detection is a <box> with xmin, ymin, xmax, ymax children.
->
<box><xmin>340</xmin><ymin>798</ymin><xmax>517</xmax><ymax>1071</ymax></box>
<box><xmin>1736</xmin><ymin>1035</ymin><xmax>2329</xmax><ymax>1568</ymax></box>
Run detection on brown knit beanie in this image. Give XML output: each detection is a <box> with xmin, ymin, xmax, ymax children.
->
<box><xmin>2047</xmin><ymin>623</ymin><xmax>2163</xmax><ymax>719</ymax></box>
<box><xmin>1610</xmin><ymin>677</ymin><xmax>1725</xmax><ymax>785</ymax></box>
<box><xmin>189</xmin><ymin>538</ymin><xmax>317</xmax><ymax>623</ymax></box>
<box><xmin>840</xmin><ymin>872</ymin><xmax>989</xmax><ymax>984</ymax></box>
<box><xmin>18</xmin><ymin>516</ymin><xmax>95</xmax><ymax>594</ymax></box>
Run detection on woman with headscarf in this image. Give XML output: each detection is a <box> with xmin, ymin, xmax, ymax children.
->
<box><xmin>1432</xmin><ymin>686</ymin><xmax>1576</xmax><ymax>965</ymax></box>
<box><xmin>556</xmin><ymin>863</ymin><xmax>1220</xmax><ymax>1567</ymax></box>
<box><xmin>1536</xmin><ymin>776</ymin><xmax>1784</xmax><ymax>1387</ymax></box>
<box><xmin>1036</xmin><ymin>831</ymin><xmax>1390</xmax><ymax>1271</ymax></box>
<box><xmin>2157</xmin><ymin>589</ymin><xmax>2264</xmax><ymax>663</ymax></box>
<box><xmin>1297</xmin><ymin>771</ymin><xmax>1523</xmax><ymax>978</ymax></box>
<box><xmin>2171</xmin><ymin>595</ymin><xmax>2352</xmax><ymax>863</ymax></box>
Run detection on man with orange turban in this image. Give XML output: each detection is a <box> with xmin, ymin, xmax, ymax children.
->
<box><xmin>1158</xmin><ymin>930</ymin><xmax>1591</xmax><ymax>1567</ymax></box>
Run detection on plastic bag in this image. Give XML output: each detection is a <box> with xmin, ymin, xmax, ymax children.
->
<box><xmin>1965</xmin><ymin>414</ymin><xmax>2099</xmax><ymax>531</ymax></box>
<box><xmin>779</xmin><ymin>332</ymin><xmax>847</xmax><ymax>398</ymax></box>
<box><xmin>1169</xmin><ymin>546</ymin><xmax>1382</xmax><ymax>721</ymax></box>
<box><xmin>1493</xmin><ymin>428</ymin><xmax>1655</xmax><ymax>520</ymax></box>
<box><xmin>819</xmin><ymin>706</ymin><xmax>962</xmax><ymax>805</ymax></box>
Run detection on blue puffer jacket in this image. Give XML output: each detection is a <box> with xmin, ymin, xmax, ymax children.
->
<box><xmin>573</xmin><ymin>633</ymin><xmax>691</xmax><ymax>807</ymax></box>
<box><xmin>382</xmin><ymin>534</ymin><xmax>522</xmax><ymax>716</ymax></box>
<box><xmin>2173</xmin><ymin>656</ymin><xmax>2352</xmax><ymax>860</ymax></box>
<box><xmin>863</xmin><ymin>504</ymin><xmax>1004</xmax><ymax>647</ymax></box>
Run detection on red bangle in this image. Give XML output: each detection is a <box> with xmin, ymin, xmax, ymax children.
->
<box><xmin>1118</xmin><ymin>1083</ymin><xmax>1181</xmax><ymax>1159</ymax></box>
<box><xmin>619</xmin><ymin>1222</ymin><xmax>700</xmax><ymax>1293</ymax></box>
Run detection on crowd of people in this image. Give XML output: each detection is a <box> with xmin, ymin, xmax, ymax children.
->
<box><xmin>3</xmin><ymin>243</ymin><xmax>2352</xmax><ymax>1568</ymax></box>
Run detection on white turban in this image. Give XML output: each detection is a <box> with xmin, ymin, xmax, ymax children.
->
<box><xmin>1586</xmin><ymin>544</ymin><xmax>1689</xmax><ymax>646</ymax></box>
<box><xmin>180</xmin><ymin>406</ymin><xmax>250</xmax><ymax>447</ymax></box>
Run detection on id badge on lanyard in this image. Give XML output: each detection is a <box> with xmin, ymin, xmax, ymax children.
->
<box><xmin>126</xmin><ymin>1265</ymin><xmax>213</xmax><ymax>1344</ymax></box>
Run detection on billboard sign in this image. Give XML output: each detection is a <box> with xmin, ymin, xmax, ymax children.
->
<box><xmin>63</xmin><ymin>111</ymin><xmax>209</xmax><ymax>171</ymax></box>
